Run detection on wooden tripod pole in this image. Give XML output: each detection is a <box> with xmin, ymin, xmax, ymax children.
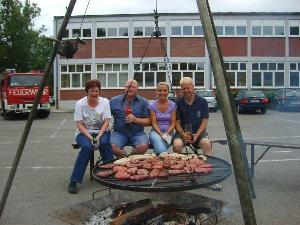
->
<box><xmin>196</xmin><ymin>0</ymin><xmax>257</xmax><ymax>224</ymax></box>
<box><xmin>0</xmin><ymin>0</ymin><xmax>78</xmax><ymax>219</ymax></box>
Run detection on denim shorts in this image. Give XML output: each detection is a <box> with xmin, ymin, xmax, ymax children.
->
<box><xmin>110</xmin><ymin>131</ymin><xmax>149</xmax><ymax>149</ymax></box>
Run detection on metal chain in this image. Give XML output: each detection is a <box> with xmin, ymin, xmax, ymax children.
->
<box><xmin>133</xmin><ymin>8</ymin><xmax>173</xmax><ymax>96</ymax></box>
<box><xmin>79</xmin><ymin>0</ymin><xmax>92</xmax><ymax>37</ymax></box>
<box><xmin>159</xmin><ymin>37</ymin><xmax>173</xmax><ymax>94</ymax></box>
<box><xmin>134</xmin><ymin>33</ymin><xmax>155</xmax><ymax>74</ymax></box>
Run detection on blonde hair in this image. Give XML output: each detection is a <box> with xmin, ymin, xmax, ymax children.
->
<box><xmin>156</xmin><ymin>82</ymin><xmax>169</xmax><ymax>91</ymax></box>
<box><xmin>180</xmin><ymin>77</ymin><xmax>194</xmax><ymax>86</ymax></box>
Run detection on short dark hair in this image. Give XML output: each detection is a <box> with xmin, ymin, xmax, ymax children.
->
<box><xmin>85</xmin><ymin>79</ymin><xmax>101</xmax><ymax>93</ymax></box>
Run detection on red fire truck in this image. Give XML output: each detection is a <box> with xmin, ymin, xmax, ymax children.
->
<box><xmin>0</xmin><ymin>69</ymin><xmax>51</xmax><ymax>119</ymax></box>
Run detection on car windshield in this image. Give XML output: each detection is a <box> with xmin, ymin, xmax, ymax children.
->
<box><xmin>196</xmin><ymin>91</ymin><xmax>213</xmax><ymax>97</ymax></box>
<box><xmin>9</xmin><ymin>74</ymin><xmax>42</xmax><ymax>87</ymax></box>
<box><xmin>244</xmin><ymin>91</ymin><xmax>265</xmax><ymax>98</ymax></box>
<box><xmin>286</xmin><ymin>90</ymin><xmax>300</xmax><ymax>97</ymax></box>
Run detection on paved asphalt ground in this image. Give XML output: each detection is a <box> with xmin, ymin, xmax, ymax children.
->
<box><xmin>0</xmin><ymin>109</ymin><xmax>300</xmax><ymax>225</ymax></box>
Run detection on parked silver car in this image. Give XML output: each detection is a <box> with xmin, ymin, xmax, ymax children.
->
<box><xmin>195</xmin><ymin>90</ymin><xmax>218</xmax><ymax>112</ymax></box>
<box><xmin>273</xmin><ymin>88</ymin><xmax>300</xmax><ymax>111</ymax></box>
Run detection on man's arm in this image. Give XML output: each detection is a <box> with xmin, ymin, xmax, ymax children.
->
<box><xmin>127</xmin><ymin>114</ymin><xmax>151</xmax><ymax>126</ymax></box>
<box><xmin>130</xmin><ymin>98</ymin><xmax>151</xmax><ymax>126</ymax></box>
<box><xmin>175</xmin><ymin>119</ymin><xmax>183</xmax><ymax>134</ymax></box>
<box><xmin>193</xmin><ymin>118</ymin><xmax>208</xmax><ymax>142</ymax></box>
<box><xmin>175</xmin><ymin>119</ymin><xmax>193</xmax><ymax>143</ymax></box>
<box><xmin>192</xmin><ymin>97</ymin><xmax>209</xmax><ymax>143</ymax></box>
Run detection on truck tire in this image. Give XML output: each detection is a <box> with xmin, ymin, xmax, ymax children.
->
<box><xmin>1</xmin><ymin>101</ymin><xmax>13</xmax><ymax>120</ymax></box>
<box><xmin>2</xmin><ymin>109</ymin><xmax>14</xmax><ymax>120</ymax></box>
<box><xmin>37</xmin><ymin>110</ymin><xmax>50</xmax><ymax>119</ymax></box>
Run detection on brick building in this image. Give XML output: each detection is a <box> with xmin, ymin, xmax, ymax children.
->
<box><xmin>53</xmin><ymin>12</ymin><xmax>300</xmax><ymax>109</ymax></box>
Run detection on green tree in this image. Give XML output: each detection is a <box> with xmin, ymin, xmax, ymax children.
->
<box><xmin>0</xmin><ymin>0</ymin><xmax>52</xmax><ymax>73</ymax></box>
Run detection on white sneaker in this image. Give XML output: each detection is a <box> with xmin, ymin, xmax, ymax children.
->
<box><xmin>208</xmin><ymin>183</ymin><xmax>222</xmax><ymax>191</ymax></box>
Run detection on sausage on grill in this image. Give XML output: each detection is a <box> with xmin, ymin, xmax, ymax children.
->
<box><xmin>149</xmin><ymin>169</ymin><xmax>161</xmax><ymax>178</ymax></box>
<box><xmin>168</xmin><ymin>169</ymin><xmax>185</xmax><ymax>175</ymax></box>
<box><xmin>115</xmin><ymin>171</ymin><xmax>130</xmax><ymax>180</ymax></box>
<box><xmin>158</xmin><ymin>170</ymin><xmax>169</xmax><ymax>178</ymax></box>
<box><xmin>137</xmin><ymin>169</ymin><xmax>149</xmax><ymax>175</ymax></box>
<box><xmin>95</xmin><ymin>170</ymin><xmax>115</xmax><ymax>177</ymax></box>
<box><xmin>113</xmin><ymin>165</ymin><xmax>127</xmax><ymax>173</ymax></box>
<box><xmin>129</xmin><ymin>174</ymin><xmax>150</xmax><ymax>181</ymax></box>
<box><xmin>98</xmin><ymin>163</ymin><xmax>115</xmax><ymax>169</ymax></box>
<box><xmin>127</xmin><ymin>167</ymin><xmax>138</xmax><ymax>175</ymax></box>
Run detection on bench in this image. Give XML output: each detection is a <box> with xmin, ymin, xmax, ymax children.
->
<box><xmin>72</xmin><ymin>143</ymin><xmax>154</xmax><ymax>181</ymax></box>
<box><xmin>212</xmin><ymin>139</ymin><xmax>300</xmax><ymax>178</ymax></box>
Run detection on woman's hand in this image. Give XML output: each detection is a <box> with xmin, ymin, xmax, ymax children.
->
<box><xmin>96</xmin><ymin>133</ymin><xmax>103</xmax><ymax>143</ymax></box>
<box><xmin>162</xmin><ymin>133</ymin><xmax>172</xmax><ymax>145</ymax></box>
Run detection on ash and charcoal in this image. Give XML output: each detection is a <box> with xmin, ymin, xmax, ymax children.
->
<box><xmin>84</xmin><ymin>199</ymin><xmax>217</xmax><ymax>225</ymax></box>
<box><xmin>85</xmin><ymin>207</ymin><xmax>113</xmax><ymax>225</ymax></box>
<box><xmin>52</xmin><ymin>191</ymin><xmax>232</xmax><ymax>225</ymax></box>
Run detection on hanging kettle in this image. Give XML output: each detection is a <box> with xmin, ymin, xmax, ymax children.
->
<box><xmin>57</xmin><ymin>37</ymin><xmax>86</xmax><ymax>59</ymax></box>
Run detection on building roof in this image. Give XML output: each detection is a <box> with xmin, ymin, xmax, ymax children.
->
<box><xmin>54</xmin><ymin>12</ymin><xmax>300</xmax><ymax>20</ymax></box>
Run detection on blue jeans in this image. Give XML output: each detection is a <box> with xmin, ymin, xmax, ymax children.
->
<box><xmin>70</xmin><ymin>131</ymin><xmax>113</xmax><ymax>183</ymax></box>
<box><xmin>149</xmin><ymin>130</ymin><xmax>171</xmax><ymax>154</ymax></box>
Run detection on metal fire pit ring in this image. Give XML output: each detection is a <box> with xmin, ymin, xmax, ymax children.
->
<box><xmin>92</xmin><ymin>156</ymin><xmax>232</xmax><ymax>192</ymax></box>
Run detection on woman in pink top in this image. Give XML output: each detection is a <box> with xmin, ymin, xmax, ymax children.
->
<box><xmin>149</xmin><ymin>82</ymin><xmax>176</xmax><ymax>153</ymax></box>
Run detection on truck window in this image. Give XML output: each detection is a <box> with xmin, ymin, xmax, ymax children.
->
<box><xmin>9</xmin><ymin>75</ymin><xmax>42</xmax><ymax>87</ymax></box>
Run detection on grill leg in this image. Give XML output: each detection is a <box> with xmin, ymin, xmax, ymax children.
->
<box><xmin>251</xmin><ymin>144</ymin><xmax>255</xmax><ymax>178</ymax></box>
<box><xmin>241</xmin><ymin>144</ymin><xmax>256</xmax><ymax>199</ymax></box>
<box><xmin>90</xmin><ymin>149</ymin><xmax>95</xmax><ymax>181</ymax></box>
<box><xmin>92</xmin><ymin>188</ymin><xmax>112</xmax><ymax>200</ymax></box>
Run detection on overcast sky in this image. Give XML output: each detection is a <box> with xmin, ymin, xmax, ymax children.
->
<box><xmin>23</xmin><ymin>0</ymin><xmax>300</xmax><ymax>35</ymax></box>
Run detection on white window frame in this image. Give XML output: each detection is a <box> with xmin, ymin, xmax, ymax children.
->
<box><xmin>251</xmin><ymin>62</ymin><xmax>285</xmax><ymax>88</ymax></box>
<box><xmin>63</xmin><ymin>23</ymin><xmax>92</xmax><ymax>40</ymax></box>
<box><xmin>289</xmin><ymin>62</ymin><xmax>300</xmax><ymax>87</ymax></box>
<box><xmin>289</xmin><ymin>20</ymin><xmax>300</xmax><ymax>37</ymax></box>
<box><xmin>225</xmin><ymin>62</ymin><xmax>247</xmax><ymax>88</ymax></box>
<box><xmin>96</xmin><ymin>21</ymin><xmax>129</xmax><ymax>38</ymax></box>
<box><xmin>96</xmin><ymin>63</ymin><xmax>129</xmax><ymax>88</ymax></box>
<box><xmin>170</xmin><ymin>20</ymin><xmax>183</xmax><ymax>37</ymax></box>
<box><xmin>213</xmin><ymin>20</ymin><xmax>247</xmax><ymax>37</ymax></box>
<box><xmin>133</xmin><ymin>62</ymin><xmax>205</xmax><ymax>88</ymax></box>
<box><xmin>251</xmin><ymin>20</ymin><xmax>285</xmax><ymax>37</ymax></box>
<box><xmin>132</xmin><ymin>20</ymin><xmax>167</xmax><ymax>38</ymax></box>
<box><xmin>60</xmin><ymin>64</ymin><xmax>92</xmax><ymax>89</ymax></box>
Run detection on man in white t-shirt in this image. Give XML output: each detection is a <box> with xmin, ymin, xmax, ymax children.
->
<box><xmin>69</xmin><ymin>79</ymin><xmax>113</xmax><ymax>194</ymax></box>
